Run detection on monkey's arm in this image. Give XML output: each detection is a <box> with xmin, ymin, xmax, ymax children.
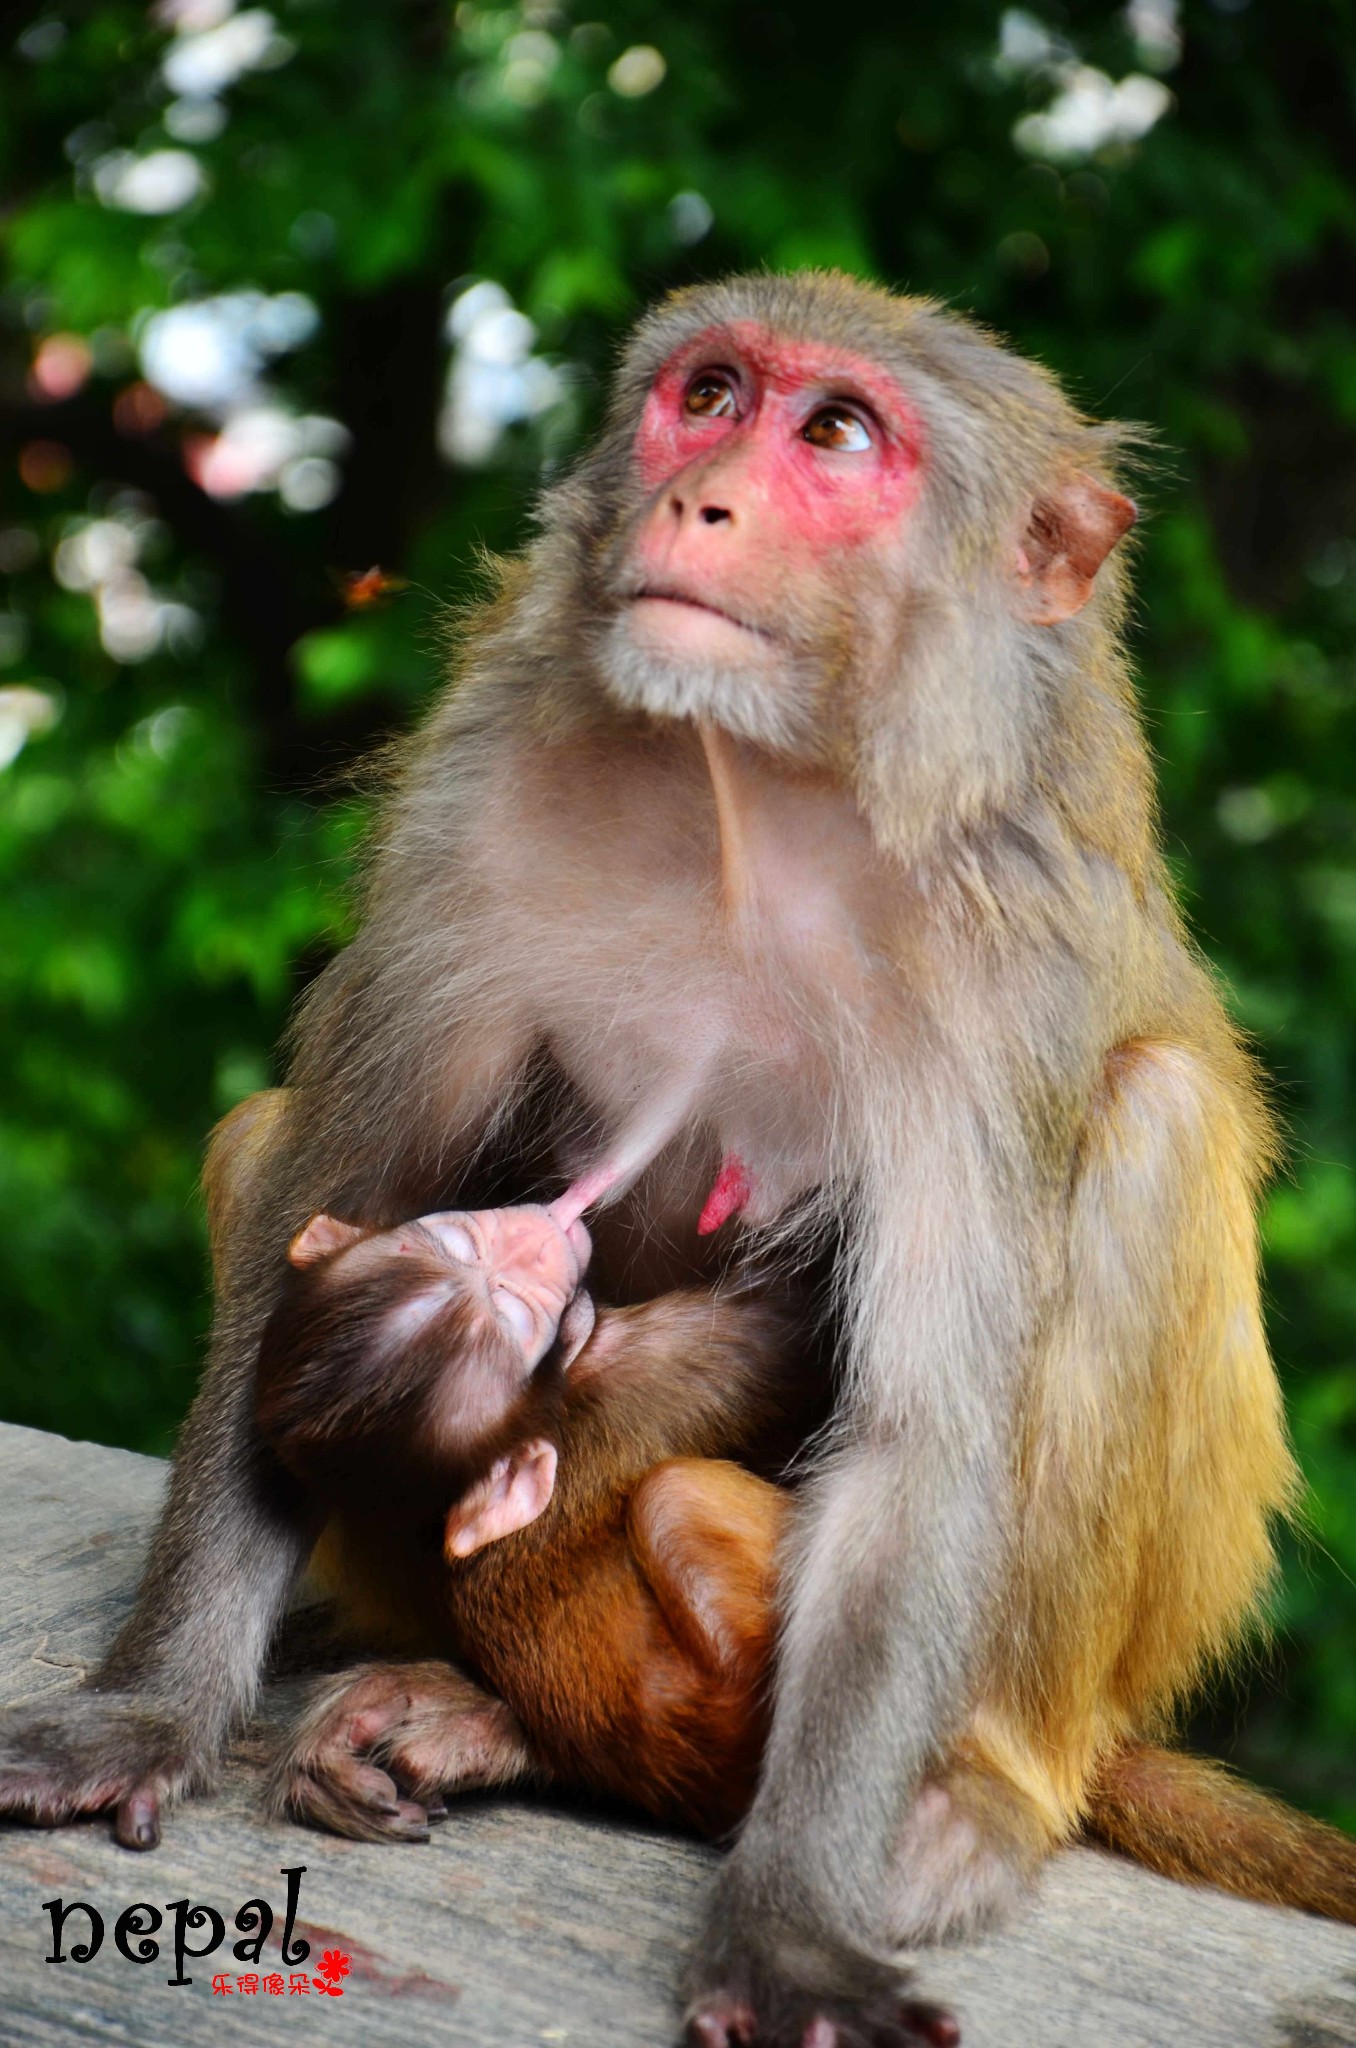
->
<box><xmin>0</xmin><ymin>897</ymin><xmax>544</xmax><ymax>1848</ymax></box>
<box><xmin>628</xmin><ymin>1457</ymin><xmax>786</xmax><ymax>1683</ymax></box>
<box><xmin>686</xmin><ymin>1033</ymin><xmax>1292</xmax><ymax>2046</ymax></box>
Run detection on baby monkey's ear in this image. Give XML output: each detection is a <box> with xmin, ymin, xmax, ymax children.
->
<box><xmin>444</xmin><ymin>1439</ymin><xmax>559</xmax><ymax>1559</ymax></box>
<box><xmin>287</xmin><ymin>1213</ymin><xmax>366</xmax><ymax>1266</ymax></box>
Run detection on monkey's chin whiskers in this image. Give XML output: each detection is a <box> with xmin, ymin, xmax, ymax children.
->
<box><xmin>596</xmin><ymin>615</ymin><xmax>814</xmax><ymax>755</ymax></box>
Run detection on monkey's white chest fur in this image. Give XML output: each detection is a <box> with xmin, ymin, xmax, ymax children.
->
<box><xmin>486</xmin><ymin>724</ymin><xmax>893</xmax><ymax>1226</ymax></box>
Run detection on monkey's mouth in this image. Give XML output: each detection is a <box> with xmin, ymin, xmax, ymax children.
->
<box><xmin>629</xmin><ymin>586</ymin><xmax>772</xmax><ymax>642</ymax></box>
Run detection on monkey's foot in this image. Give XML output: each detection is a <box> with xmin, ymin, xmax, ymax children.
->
<box><xmin>0</xmin><ymin>1691</ymin><xmax>194</xmax><ymax>1851</ymax></box>
<box><xmin>684</xmin><ymin>1984</ymin><xmax>959</xmax><ymax>2048</ymax></box>
<box><xmin>685</xmin><ymin>1863</ymin><xmax>959</xmax><ymax>2048</ymax></box>
<box><xmin>271</xmin><ymin>1659</ymin><xmax>536</xmax><ymax>1844</ymax></box>
<box><xmin>886</xmin><ymin>1770</ymin><xmax>1053</xmax><ymax>1945</ymax></box>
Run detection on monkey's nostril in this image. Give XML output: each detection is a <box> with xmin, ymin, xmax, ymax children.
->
<box><xmin>699</xmin><ymin>505</ymin><xmax>732</xmax><ymax>525</ymax></box>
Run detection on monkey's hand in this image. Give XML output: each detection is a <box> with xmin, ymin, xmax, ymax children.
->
<box><xmin>270</xmin><ymin>1659</ymin><xmax>537</xmax><ymax>1844</ymax></box>
<box><xmin>0</xmin><ymin>1691</ymin><xmax>196</xmax><ymax>1850</ymax></box>
<box><xmin>682</xmin><ymin>1873</ymin><xmax>959</xmax><ymax>2048</ymax></box>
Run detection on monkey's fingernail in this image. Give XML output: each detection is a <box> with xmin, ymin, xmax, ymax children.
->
<box><xmin>394</xmin><ymin>1800</ymin><xmax>430</xmax><ymax>1840</ymax></box>
<box><xmin>424</xmin><ymin>1796</ymin><xmax>448</xmax><ymax>1821</ymax></box>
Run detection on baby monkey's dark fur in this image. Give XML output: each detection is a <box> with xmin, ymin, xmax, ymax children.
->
<box><xmin>256</xmin><ymin>1228</ymin><xmax>561</xmax><ymax>1525</ymax></box>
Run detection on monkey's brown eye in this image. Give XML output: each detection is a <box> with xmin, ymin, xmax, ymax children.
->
<box><xmin>684</xmin><ymin>372</ymin><xmax>739</xmax><ymax>419</ymax></box>
<box><xmin>803</xmin><ymin>406</ymin><xmax>872</xmax><ymax>452</ymax></box>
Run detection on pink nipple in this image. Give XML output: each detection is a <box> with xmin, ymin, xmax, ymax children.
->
<box><xmin>697</xmin><ymin>1154</ymin><xmax>752</xmax><ymax>1236</ymax></box>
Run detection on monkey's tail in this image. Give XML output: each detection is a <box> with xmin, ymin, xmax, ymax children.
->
<box><xmin>1082</xmin><ymin>1740</ymin><xmax>1356</xmax><ymax>1925</ymax></box>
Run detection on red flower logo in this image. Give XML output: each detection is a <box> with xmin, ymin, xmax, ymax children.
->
<box><xmin>312</xmin><ymin>1949</ymin><xmax>351</xmax><ymax>1996</ymax></box>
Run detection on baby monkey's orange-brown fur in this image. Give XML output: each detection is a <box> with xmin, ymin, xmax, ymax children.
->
<box><xmin>258</xmin><ymin>1247</ymin><xmax>809</xmax><ymax>1837</ymax></box>
<box><xmin>361</xmin><ymin>1330</ymin><xmax>790</xmax><ymax>1839</ymax></box>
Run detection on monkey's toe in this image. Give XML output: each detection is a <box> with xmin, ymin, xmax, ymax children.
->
<box><xmin>686</xmin><ymin>1994</ymin><xmax>757</xmax><ymax>2045</ymax></box>
<box><xmin>113</xmin><ymin>1784</ymin><xmax>163</xmax><ymax>1850</ymax></box>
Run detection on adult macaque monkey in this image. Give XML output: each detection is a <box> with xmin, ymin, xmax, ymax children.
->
<box><xmin>0</xmin><ymin>272</ymin><xmax>1324</xmax><ymax>2045</ymax></box>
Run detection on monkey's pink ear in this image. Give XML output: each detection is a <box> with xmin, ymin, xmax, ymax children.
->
<box><xmin>445</xmin><ymin>1440</ymin><xmax>558</xmax><ymax>1560</ymax></box>
<box><xmin>287</xmin><ymin>1213</ymin><xmax>366</xmax><ymax>1267</ymax></box>
<box><xmin>1013</xmin><ymin>473</ymin><xmax>1137</xmax><ymax>626</ymax></box>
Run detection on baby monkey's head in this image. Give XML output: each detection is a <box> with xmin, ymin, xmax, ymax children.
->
<box><xmin>255</xmin><ymin>1203</ymin><xmax>594</xmax><ymax>1553</ymax></box>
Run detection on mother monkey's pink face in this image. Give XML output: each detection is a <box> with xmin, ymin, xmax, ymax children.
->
<box><xmin>600</xmin><ymin>321</ymin><xmax>927</xmax><ymax>753</ymax></box>
<box><xmin>598</xmin><ymin>314</ymin><xmax>1137</xmax><ymax>763</ymax></box>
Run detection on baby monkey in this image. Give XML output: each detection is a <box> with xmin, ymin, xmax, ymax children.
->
<box><xmin>255</xmin><ymin>1198</ymin><xmax>809</xmax><ymax>1839</ymax></box>
<box><xmin>257</xmin><ymin>1203</ymin><xmax>596</xmax><ymax>1554</ymax></box>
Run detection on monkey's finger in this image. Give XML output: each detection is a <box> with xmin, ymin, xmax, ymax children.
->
<box><xmin>385</xmin><ymin>1764</ymin><xmax>432</xmax><ymax>1807</ymax></box>
<box><xmin>284</xmin><ymin>1767</ymin><xmax>431</xmax><ymax>1845</ymax></box>
<box><xmin>333</xmin><ymin>1755</ymin><xmax>406</xmax><ymax>1816</ymax></box>
<box><xmin>114</xmin><ymin>1783</ymin><xmax>162</xmax><ymax>1851</ymax></box>
<box><xmin>296</xmin><ymin>1752</ymin><xmax>401</xmax><ymax>1821</ymax></box>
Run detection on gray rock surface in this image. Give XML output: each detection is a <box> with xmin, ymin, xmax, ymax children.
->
<box><xmin>0</xmin><ymin>1418</ymin><xmax>1353</xmax><ymax>2047</ymax></box>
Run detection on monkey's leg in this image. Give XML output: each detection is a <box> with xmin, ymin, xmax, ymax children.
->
<box><xmin>270</xmin><ymin>1661</ymin><xmax>541</xmax><ymax>1844</ymax></box>
<box><xmin>883</xmin><ymin>1731</ymin><xmax>1066</xmax><ymax>1947</ymax></box>
<box><xmin>629</xmin><ymin>1458</ymin><xmax>786</xmax><ymax>1687</ymax></box>
<box><xmin>685</xmin><ymin>1033</ymin><xmax>1288</xmax><ymax>2042</ymax></box>
<box><xmin>637</xmin><ymin>1468</ymin><xmax>1058</xmax><ymax>1955</ymax></box>
<box><xmin>889</xmin><ymin>1037</ymin><xmax>1298</xmax><ymax>1949</ymax></box>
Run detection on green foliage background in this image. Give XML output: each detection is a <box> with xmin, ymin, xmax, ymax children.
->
<box><xmin>2</xmin><ymin>0</ymin><xmax>1353</xmax><ymax>1824</ymax></box>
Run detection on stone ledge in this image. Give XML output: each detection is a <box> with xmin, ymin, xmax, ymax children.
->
<box><xmin>1</xmin><ymin>1419</ymin><xmax>1353</xmax><ymax>2047</ymax></box>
